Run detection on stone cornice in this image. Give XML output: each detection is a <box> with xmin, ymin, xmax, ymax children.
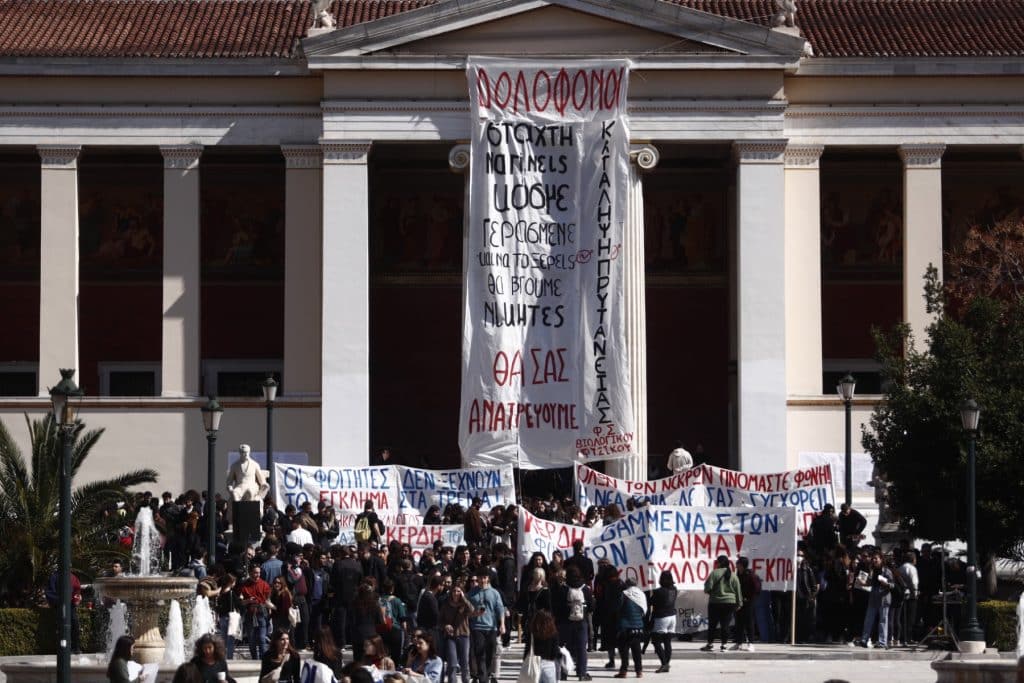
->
<box><xmin>160</xmin><ymin>144</ymin><xmax>203</xmax><ymax>170</ymax></box>
<box><xmin>0</xmin><ymin>105</ymin><xmax>320</xmax><ymax>119</ymax></box>
<box><xmin>785</xmin><ymin>144</ymin><xmax>825</xmax><ymax>168</ymax></box>
<box><xmin>322</xmin><ymin>141</ymin><xmax>372</xmax><ymax>165</ymax></box>
<box><xmin>898</xmin><ymin>143</ymin><xmax>946</xmax><ymax>169</ymax></box>
<box><xmin>733</xmin><ymin>140</ymin><xmax>788</xmax><ymax>164</ymax></box>
<box><xmin>37</xmin><ymin>144</ymin><xmax>81</xmax><ymax>169</ymax></box>
<box><xmin>281</xmin><ymin>144</ymin><xmax>323</xmax><ymax>169</ymax></box>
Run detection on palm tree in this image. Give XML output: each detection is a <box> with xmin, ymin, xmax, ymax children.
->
<box><xmin>0</xmin><ymin>414</ymin><xmax>158</xmax><ymax>606</ymax></box>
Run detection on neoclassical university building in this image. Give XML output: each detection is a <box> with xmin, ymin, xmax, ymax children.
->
<box><xmin>0</xmin><ymin>0</ymin><xmax>1021</xmax><ymax>510</ymax></box>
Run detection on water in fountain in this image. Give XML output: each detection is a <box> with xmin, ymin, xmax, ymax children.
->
<box><xmin>162</xmin><ymin>599</ymin><xmax>186</xmax><ymax>668</ymax></box>
<box><xmin>105</xmin><ymin>600</ymin><xmax>129</xmax><ymax>656</ymax></box>
<box><xmin>1016</xmin><ymin>592</ymin><xmax>1023</xmax><ymax>661</ymax></box>
<box><xmin>132</xmin><ymin>506</ymin><xmax>163</xmax><ymax>576</ymax></box>
<box><xmin>190</xmin><ymin>595</ymin><xmax>216</xmax><ymax>647</ymax></box>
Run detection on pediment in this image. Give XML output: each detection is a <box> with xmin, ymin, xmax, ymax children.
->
<box><xmin>304</xmin><ymin>0</ymin><xmax>806</xmax><ymax>67</ymax></box>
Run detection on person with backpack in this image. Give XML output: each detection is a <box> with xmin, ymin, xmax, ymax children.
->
<box><xmin>647</xmin><ymin>570</ymin><xmax>677</xmax><ymax>671</ymax></box>
<box><xmin>379</xmin><ymin>578</ymin><xmax>407</xmax><ymax>660</ymax></box>
<box><xmin>354</xmin><ymin>501</ymin><xmax>384</xmax><ymax>545</ymax></box>
<box><xmin>558</xmin><ymin>566</ymin><xmax>592</xmax><ymax>681</ymax></box>
<box><xmin>701</xmin><ymin>555</ymin><xmax>743</xmax><ymax>652</ymax></box>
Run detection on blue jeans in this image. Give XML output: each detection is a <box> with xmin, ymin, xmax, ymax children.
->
<box><xmin>248</xmin><ymin>612</ymin><xmax>269</xmax><ymax>659</ymax></box>
<box><xmin>539</xmin><ymin>659</ymin><xmax>559</xmax><ymax>683</ymax></box>
<box><xmin>861</xmin><ymin>599</ymin><xmax>889</xmax><ymax>645</ymax></box>
<box><xmin>217</xmin><ymin>614</ymin><xmax>235</xmax><ymax>659</ymax></box>
<box><xmin>444</xmin><ymin>634</ymin><xmax>470</xmax><ymax>683</ymax></box>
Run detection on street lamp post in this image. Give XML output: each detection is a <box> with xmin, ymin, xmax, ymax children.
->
<box><xmin>49</xmin><ymin>369</ymin><xmax>83</xmax><ymax>683</ymax></box>
<box><xmin>959</xmin><ymin>398</ymin><xmax>985</xmax><ymax>648</ymax></box>
<box><xmin>201</xmin><ymin>396</ymin><xmax>224</xmax><ymax>564</ymax></box>
<box><xmin>837</xmin><ymin>373</ymin><xmax>856</xmax><ymax>508</ymax></box>
<box><xmin>262</xmin><ymin>374</ymin><xmax>278</xmax><ymax>504</ymax></box>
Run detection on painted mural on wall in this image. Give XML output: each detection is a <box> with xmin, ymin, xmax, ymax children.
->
<box><xmin>943</xmin><ymin>166</ymin><xmax>1024</xmax><ymax>253</ymax></box>
<box><xmin>643</xmin><ymin>173</ymin><xmax>727</xmax><ymax>274</ymax></box>
<box><xmin>0</xmin><ymin>163</ymin><xmax>40</xmax><ymax>277</ymax></box>
<box><xmin>371</xmin><ymin>169</ymin><xmax>464</xmax><ymax>273</ymax></box>
<box><xmin>201</xmin><ymin>161</ymin><xmax>285</xmax><ymax>279</ymax></box>
<box><xmin>79</xmin><ymin>164</ymin><xmax>162</xmax><ymax>277</ymax></box>
<box><xmin>820</xmin><ymin>165</ymin><xmax>903</xmax><ymax>278</ymax></box>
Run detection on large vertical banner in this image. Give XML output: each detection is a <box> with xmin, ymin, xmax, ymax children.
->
<box><xmin>460</xmin><ymin>58</ymin><xmax>635</xmax><ymax>469</ymax></box>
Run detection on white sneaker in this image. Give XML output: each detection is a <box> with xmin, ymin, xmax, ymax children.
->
<box><xmin>865</xmin><ymin>640</ymin><xmax>874</xmax><ymax>649</ymax></box>
<box><xmin>746</xmin><ymin>644</ymin><xmax>755</xmax><ymax>652</ymax></box>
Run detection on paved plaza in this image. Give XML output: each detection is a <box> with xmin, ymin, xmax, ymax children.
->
<box><xmin>0</xmin><ymin>641</ymin><xmax>1000</xmax><ymax>683</ymax></box>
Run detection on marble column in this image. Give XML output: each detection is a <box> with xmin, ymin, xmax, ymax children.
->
<box><xmin>734</xmin><ymin>140</ymin><xmax>788</xmax><ymax>473</ymax></box>
<box><xmin>898</xmin><ymin>144</ymin><xmax>945</xmax><ymax>353</ymax></box>
<box><xmin>321</xmin><ymin>141</ymin><xmax>372</xmax><ymax>467</ymax></box>
<box><xmin>282</xmin><ymin>145</ymin><xmax>323</xmax><ymax>395</ymax></box>
<box><xmin>784</xmin><ymin>145</ymin><xmax>825</xmax><ymax>397</ymax></box>
<box><xmin>37</xmin><ymin>145</ymin><xmax>82</xmax><ymax>394</ymax></box>
<box><xmin>608</xmin><ymin>144</ymin><xmax>658</xmax><ymax>481</ymax></box>
<box><xmin>159</xmin><ymin>145</ymin><xmax>203</xmax><ymax>397</ymax></box>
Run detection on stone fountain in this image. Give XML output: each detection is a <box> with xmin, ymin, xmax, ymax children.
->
<box><xmin>93</xmin><ymin>507</ymin><xmax>198</xmax><ymax>664</ymax></box>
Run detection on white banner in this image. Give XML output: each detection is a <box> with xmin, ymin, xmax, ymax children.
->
<box><xmin>518</xmin><ymin>506</ymin><xmax>797</xmax><ymax>591</ymax></box>
<box><xmin>460</xmin><ymin>58</ymin><xmax>635</xmax><ymax>470</ymax></box>
<box><xmin>333</xmin><ymin>525</ymin><xmax>465</xmax><ymax>559</ymax></box>
<box><xmin>275</xmin><ymin>464</ymin><xmax>515</xmax><ymax>529</ymax></box>
<box><xmin>798</xmin><ymin>451</ymin><xmax>875</xmax><ymax>495</ymax></box>
<box><xmin>574</xmin><ymin>463</ymin><xmax>836</xmax><ymax>535</ymax></box>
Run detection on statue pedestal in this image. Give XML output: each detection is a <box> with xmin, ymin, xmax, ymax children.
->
<box><xmin>232</xmin><ymin>501</ymin><xmax>262</xmax><ymax>546</ymax></box>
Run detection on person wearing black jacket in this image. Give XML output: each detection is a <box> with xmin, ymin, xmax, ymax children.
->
<box><xmin>492</xmin><ymin>544</ymin><xmax>518</xmax><ymax>648</ymax></box>
<box><xmin>554</xmin><ymin>567</ymin><xmax>593</xmax><ymax>681</ymax></box>
<box><xmin>329</xmin><ymin>546</ymin><xmax>363</xmax><ymax>659</ymax></box>
<box><xmin>838</xmin><ymin>504</ymin><xmax>867</xmax><ymax>549</ymax></box>
<box><xmin>416</xmin><ymin>574</ymin><xmax>444</xmax><ymax>649</ymax></box>
<box><xmin>647</xmin><ymin>571</ymin><xmax>677</xmax><ymax>672</ymax></box>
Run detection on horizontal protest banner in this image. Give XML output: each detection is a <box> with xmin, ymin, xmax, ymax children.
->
<box><xmin>518</xmin><ymin>505</ymin><xmax>796</xmax><ymax>591</ymax></box>
<box><xmin>275</xmin><ymin>463</ymin><xmax>515</xmax><ymax>528</ymax></box>
<box><xmin>575</xmin><ymin>462</ymin><xmax>835</xmax><ymax>535</ymax></box>
<box><xmin>334</xmin><ymin>525</ymin><xmax>465</xmax><ymax>559</ymax></box>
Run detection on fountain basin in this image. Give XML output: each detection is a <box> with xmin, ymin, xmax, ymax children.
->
<box><xmin>931</xmin><ymin>655</ymin><xmax>1022</xmax><ymax>683</ymax></box>
<box><xmin>94</xmin><ymin>576</ymin><xmax>198</xmax><ymax>665</ymax></box>
<box><xmin>0</xmin><ymin>656</ymin><xmax>262</xmax><ymax>683</ymax></box>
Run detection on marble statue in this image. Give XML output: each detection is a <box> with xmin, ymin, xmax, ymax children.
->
<box><xmin>226</xmin><ymin>444</ymin><xmax>270</xmax><ymax>502</ymax></box>
<box><xmin>772</xmin><ymin>0</ymin><xmax>797</xmax><ymax>28</ymax></box>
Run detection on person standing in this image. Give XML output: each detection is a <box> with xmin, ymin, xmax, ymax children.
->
<box><xmin>701</xmin><ymin>556</ymin><xmax>742</xmax><ymax>652</ymax></box>
<box><xmin>329</xmin><ymin>545</ymin><xmax>363</xmax><ymax>658</ymax></box>
<box><xmin>858</xmin><ymin>551</ymin><xmax>893</xmax><ymax>649</ymax></box>
<box><xmin>613</xmin><ymin>579</ymin><xmax>647</xmax><ymax>678</ymax></box>
<box><xmin>838</xmin><ymin>503</ymin><xmax>868</xmax><ymax>549</ymax></box>
<box><xmin>897</xmin><ymin>550</ymin><xmax>920</xmax><ymax>645</ymax></box>
<box><xmin>556</xmin><ymin>567</ymin><xmax>592</xmax><ymax>681</ymax></box>
<box><xmin>648</xmin><ymin>571</ymin><xmax>677</xmax><ymax>672</ymax></box>
<box><xmin>468</xmin><ymin>568</ymin><xmax>505</xmax><ymax>683</ymax></box>
<box><xmin>530</xmin><ymin>610</ymin><xmax>562</xmax><ymax>683</ymax></box>
<box><xmin>439</xmin><ymin>582</ymin><xmax>474</xmax><ymax>683</ymax></box>
<box><xmin>239</xmin><ymin>566</ymin><xmax>272</xmax><ymax>660</ymax></box>
<box><xmin>795</xmin><ymin>550</ymin><xmax>819</xmax><ymax>643</ymax></box>
<box><xmin>354</xmin><ymin>500</ymin><xmax>385</xmax><ymax>545</ymax></box>
<box><xmin>733</xmin><ymin>557</ymin><xmax>760</xmax><ymax>651</ymax></box>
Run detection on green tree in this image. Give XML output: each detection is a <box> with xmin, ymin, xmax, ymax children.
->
<box><xmin>864</xmin><ymin>259</ymin><xmax>1024</xmax><ymax>568</ymax></box>
<box><xmin>0</xmin><ymin>414</ymin><xmax>158</xmax><ymax>606</ymax></box>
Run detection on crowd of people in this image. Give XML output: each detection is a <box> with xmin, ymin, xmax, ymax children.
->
<box><xmin>88</xmin><ymin>482</ymin><xmax>980</xmax><ymax>683</ymax></box>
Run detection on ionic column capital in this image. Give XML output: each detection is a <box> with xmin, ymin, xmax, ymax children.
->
<box><xmin>733</xmin><ymin>140</ymin><xmax>788</xmax><ymax>164</ymax></box>
<box><xmin>322</xmin><ymin>141</ymin><xmax>372</xmax><ymax>165</ymax></box>
<box><xmin>784</xmin><ymin>144</ymin><xmax>825</xmax><ymax>169</ymax></box>
<box><xmin>629</xmin><ymin>144</ymin><xmax>659</xmax><ymax>171</ymax></box>
<box><xmin>38</xmin><ymin>145</ymin><xmax>81</xmax><ymax>169</ymax></box>
<box><xmin>448</xmin><ymin>144</ymin><xmax>471</xmax><ymax>173</ymax></box>
<box><xmin>282</xmin><ymin>145</ymin><xmax>323</xmax><ymax>169</ymax></box>
<box><xmin>898</xmin><ymin>144</ymin><xmax>945</xmax><ymax>169</ymax></box>
<box><xmin>160</xmin><ymin>144</ymin><xmax>203</xmax><ymax>170</ymax></box>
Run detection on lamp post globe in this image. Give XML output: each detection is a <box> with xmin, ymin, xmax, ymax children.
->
<box><xmin>958</xmin><ymin>398</ymin><xmax>985</xmax><ymax>650</ymax></box>
<box><xmin>201</xmin><ymin>396</ymin><xmax>223</xmax><ymax>564</ymax></box>
<box><xmin>48</xmin><ymin>369</ymin><xmax>82</xmax><ymax>683</ymax></box>
<box><xmin>262</xmin><ymin>374</ymin><xmax>278</xmax><ymax>504</ymax></box>
<box><xmin>836</xmin><ymin>373</ymin><xmax>856</xmax><ymax>508</ymax></box>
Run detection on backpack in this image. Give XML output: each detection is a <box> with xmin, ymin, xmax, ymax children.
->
<box><xmin>310</xmin><ymin>569</ymin><xmax>325</xmax><ymax>604</ymax></box>
<box><xmin>354</xmin><ymin>515</ymin><xmax>372</xmax><ymax>543</ymax></box>
<box><xmin>567</xmin><ymin>586</ymin><xmax>585</xmax><ymax>622</ymax></box>
<box><xmin>382</xmin><ymin>594</ymin><xmax>406</xmax><ymax>622</ymax></box>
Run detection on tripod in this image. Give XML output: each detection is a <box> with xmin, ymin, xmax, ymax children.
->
<box><xmin>915</xmin><ymin>545</ymin><xmax>960</xmax><ymax>652</ymax></box>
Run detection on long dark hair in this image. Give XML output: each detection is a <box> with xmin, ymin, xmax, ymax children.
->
<box><xmin>269</xmin><ymin>628</ymin><xmax>297</xmax><ymax>657</ymax></box>
<box><xmin>313</xmin><ymin>625</ymin><xmax>341</xmax><ymax>664</ymax></box>
<box><xmin>531</xmin><ymin>609</ymin><xmax>558</xmax><ymax>641</ymax></box>
<box><xmin>106</xmin><ymin>635</ymin><xmax>134</xmax><ymax>677</ymax></box>
<box><xmin>192</xmin><ymin>633</ymin><xmax>226</xmax><ymax>662</ymax></box>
